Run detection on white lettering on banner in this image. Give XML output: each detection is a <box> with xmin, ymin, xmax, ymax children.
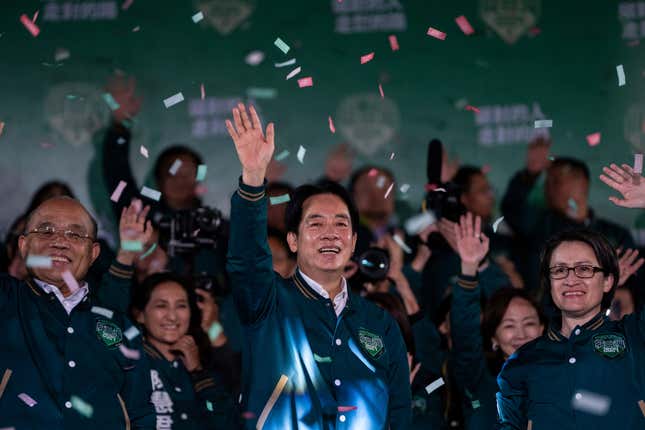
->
<box><xmin>331</xmin><ymin>0</ymin><xmax>407</xmax><ymax>34</ymax></box>
<box><xmin>618</xmin><ymin>2</ymin><xmax>645</xmax><ymax>41</ymax></box>
<box><xmin>475</xmin><ymin>102</ymin><xmax>547</xmax><ymax>147</ymax></box>
<box><xmin>43</xmin><ymin>1</ymin><xmax>118</xmax><ymax>22</ymax></box>
<box><xmin>188</xmin><ymin>96</ymin><xmax>259</xmax><ymax>139</ymax></box>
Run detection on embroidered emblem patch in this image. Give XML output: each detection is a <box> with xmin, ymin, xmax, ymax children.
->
<box><xmin>95</xmin><ymin>319</ymin><xmax>123</xmax><ymax>348</ymax></box>
<box><xmin>592</xmin><ymin>333</ymin><xmax>626</xmax><ymax>359</ymax></box>
<box><xmin>358</xmin><ymin>328</ymin><xmax>384</xmax><ymax>359</ymax></box>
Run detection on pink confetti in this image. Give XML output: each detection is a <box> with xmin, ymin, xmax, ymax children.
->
<box><xmin>32</xmin><ymin>10</ymin><xmax>39</xmax><ymax>23</ymax></box>
<box><xmin>195</xmin><ymin>184</ymin><xmax>208</xmax><ymax>196</ymax></box>
<box><xmin>465</xmin><ymin>105</ymin><xmax>480</xmax><ymax>113</ymax></box>
<box><xmin>529</xmin><ymin>27</ymin><xmax>541</xmax><ymax>36</ymax></box>
<box><xmin>328</xmin><ymin>116</ymin><xmax>336</xmax><ymax>133</ymax></box>
<box><xmin>586</xmin><ymin>132</ymin><xmax>601</xmax><ymax>147</ymax></box>
<box><xmin>20</xmin><ymin>14</ymin><xmax>40</xmax><ymax>37</ymax></box>
<box><xmin>481</xmin><ymin>164</ymin><xmax>491</xmax><ymax>174</ymax></box>
<box><xmin>338</xmin><ymin>406</ymin><xmax>358</xmax><ymax>412</ymax></box>
<box><xmin>18</xmin><ymin>393</ymin><xmax>37</xmax><ymax>407</ymax></box>
<box><xmin>40</xmin><ymin>142</ymin><xmax>54</xmax><ymax>149</ymax></box>
<box><xmin>368</xmin><ymin>168</ymin><xmax>378</xmax><ymax>177</ymax></box>
<box><xmin>200</xmin><ymin>83</ymin><xmax>205</xmax><ymax>100</ymax></box>
<box><xmin>426</xmin><ymin>27</ymin><xmax>446</xmax><ymax>40</ymax></box>
<box><xmin>384</xmin><ymin>182</ymin><xmax>394</xmax><ymax>199</ymax></box>
<box><xmin>118</xmin><ymin>344</ymin><xmax>141</xmax><ymax>360</ymax></box>
<box><xmin>360</xmin><ymin>52</ymin><xmax>375</xmax><ymax>64</ymax></box>
<box><xmin>455</xmin><ymin>15</ymin><xmax>474</xmax><ymax>35</ymax></box>
<box><xmin>110</xmin><ymin>180</ymin><xmax>127</xmax><ymax>203</ymax></box>
<box><xmin>62</xmin><ymin>271</ymin><xmax>80</xmax><ymax>294</ymax></box>
<box><xmin>298</xmin><ymin>77</ymin><xmax>313</xmax><ymax>88</ymax></box>
<box><xmin>378</xmin><ymin>83</ymin><xmax>384</xmax><ymax>98</ymax></box>
<box><xmin>388</xmin><ymin>35</ymin><xmax>399</xmax><ymax>51</ymax></box>
<box><xmin>122</xmin><ymin>0</ymin><xmax>134</xmax><ymax>10</ymax></box>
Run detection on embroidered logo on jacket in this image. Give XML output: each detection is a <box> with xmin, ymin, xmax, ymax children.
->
<box><xmin>95</xmin><ymin>319</ymin><xmax>123</xmax><ymax>348</ymax></box>
<box><xmin>358</xmin><ymin>328</ymin><xmax>385</xmax><ymax>359</ymax></box>
<box><xmin>592</xmin><ymin>333</ymin><xmax>627</xmax><ymax>358</ymax></box>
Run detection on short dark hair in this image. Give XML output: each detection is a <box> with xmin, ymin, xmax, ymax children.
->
<box><xmin>24</xmin><ymin>196</ymin><xmax>98</xmax><ymax>240</ymax></box>
<box><xmin>549</xmin><ymin>157</ymin><xmax>590</xmax><ymax>182</ymax></box>
<box><xmin>539</xmin><ymin>229</ymin><xmax>619</xmax><ymax>312</ymax></box>
<box><xmin>453</xmin><ymin>165</ymin><xmax>484</xmax><ymax>194</ymax></box>
<box><xmin>348</xmin><ymin>165</ymin><xmax>395</xmax><ymax>196</ymax></box>
<box><xmin>285</xmin><ymin>182</ymin><xmax>359</xmax><ymax>234</ymax></box>
<box><xmin>154</xmin><ymin>145</ymin><xmax>203</xmax><ymax>185</ymax></box>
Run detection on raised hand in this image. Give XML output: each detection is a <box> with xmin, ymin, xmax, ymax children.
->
<box><xmin>225</xmin><ymin>103</ymin><xmax>275</xmax><ymax>187</ymax></box>
<box><xmin>170</xmin><ymin>335</ymin><xmax>202</xmax><ymax>372</ymax></box>
<box><xmin>526</xmin><ymin>136</ymin><xmax>551</xmax><ymax>174</ymax></box>
<box><xmin>116</xmin><ymin>198</ymin><xmax>153</xmax><ymax>266</ymax></box>
<box><xmin>616</xmin><ymin>247</ymin><xmax>645</xmax><ymax>287</ymax></box>
<box><xmin>454</xmin><ymin>212</ymin><xmax>489</xmax><ymax>276</ymax></box>
<box><xmin>105</xmin><ymin>74</ymin><xmax>142</xmax><ymax>124</ymax></box>
<box><xmin>599</xmin><ymin>163</ymin><xmax>645</xmax><ymax>209</ymax></box>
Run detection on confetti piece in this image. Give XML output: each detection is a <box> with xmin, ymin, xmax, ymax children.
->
<box><xmin>0</xmin><ymin>122</ymin><xmax>4</xmax><ymax>137</ymax></box>
<box><xmin>18</xmin><ymin>393</ymin><xmax>37</xmax><ymax>407</ymax></box>
<box><xmin>426</xmin><ymin>27</ymin><xmax>446</xmax><ymax>40</ymax></box>
<box><xmin>616</xmin><ymin>64</ymin><xmax>626</xmax><ymax>87</ymax></box>
<box><xmin>117</xmin><ymin>137</ymin><xmax>126</xmax><ymax>144</ymax></box>
<box><xmin>297</xmin><ymin>145</ymin><xmax>306</xmax><ymax>163</ymax></box>
<box><xmin>384</xmin><ymin>182</ymin><xmax>394</xmax><ymax>199</ymax></box>
<box><xmin>110</xmin><ymin>180</ymin><xmax>127</xmax><ymax>203</ymax></box>
<box><xmin>425</xmin><ymin>377</ymin><xmax>445</xmax><ymax>394</ymax></box>
<box><xmin>338</xmin><ymin>406</ymin><xmax>358</xmax><ymax>412</ymax></box>
<box><xmin>378</xmin><ymin>84</ymin><xmax>384</xmax><ymax>98</ymax></box>
<box><xmin>328</xmin><ymin>116</ymin><xmax>336</xmax><ymax>133</ymax></box>
<box><xmin>257</xmin><ymin>375</ymin><xmax>289</xmax><ymax>430</ymax></box>
<box><xmin>132</xmin><ymin>26</ymin><xmax>140</xmax><ymax>32</ymax></box>
<box><xmin>274</xmin><ymin>37</ymin><xmax>290</xmax><ymax>54</ymax></box>
<box><xmin>62</xmin><ymin>271</ymin><xmax>79</xmax><ymax>294</ymax></box>
<box><xmin>368</xmin><ymin>168</ymin><xmax>378</xmax><ymax>177</ymax></box>
<box><xmin>389</xmin><ymin>152</ymin><xmax>395</xmax><ymax>160</ymax></box>
<box><xmin>124</xmin><ymin>325</ymin><xmax>141</xmax><ymax>340</ymax></box>
<box><xmin>274</xmin><ymin>149</ymin><xmax>290</xmax><ymax>161</ymax></box>
<box><xmin>245</xmin><ymin>51</ymin><xmax>265</xmax><ymax>66</ymax></box>
<box><xmin>0</xmin><ymin>369</ymin><xmax>12</xmax><ymax>399</ymax></box>
<box><xmin>393</xmin><ymin>234</ymin><xmax>412</xmax><ymax>254</ymax></box>
<box><xmin>286</xmin><ymin>66</ymin><xmax>301</xmax><ymax>80</ymax></box>
<box><xmin>20</xmin><ymin>14</ymin><xmax>40</xmax><ymax>37</ymax></box>
<box><xmin>26</xmin><ymin>255</ymin><xmax>52</xmax><ymax>268</ymax></box>
<box><xmin>141</xmin><ymin>186</ymin><xmax>161</xmax><ymax>201</ymax></box>
<box><xmin>492</xmin><ymin>216</ymin><xmax>505</xmax><ymax>233</ymax></box>
<box><xmin>388</xmin><ymin>34</ymin><xmax>399</xmax><ymax>51</ymax></box>
<box><xmin>207</xmin><ymin>322</ymin><xmax>223</xmax><ymax>341</ymax></box>
<box><xmin>567</xmin><ymin>198</ymin><xmax>578</xmax><ymax>215</ymax></box>
<box><xmin>121</xmin><ymin>240</ymin><xmax>143</xmax><ymax>252</ymax></box>
<box><xmin>70</xmin><ymin>395</ymin><xmax>94</xmax><ymax>418</ymax></box>
<box><xmin>586</xmin><ymin>132</ymin><xmax>601</xmax><ymax>147</ymax></box>
<box><xmin>121</xmin><ymin>0</ymin><xmax>134</xmax><ymax>10</ymax></box>
<box><xmin>571</xmin><ymin>390</ymin><xmax>611</xmax><ymax>416</ymax></box>
<box><xmin>275</xmin><ymin>58</ymin><xmax>296</xmax><ymax>67</ymax></box>
<box><xmin>206</xmin><ymin>400</ymin><xmax>213</xmax><ymax>411</ymax></box>
<box><xmin>360</xmin><ymin>52</ymin><xmax>375</xmax><ymax>64</ymax></box>
<box><xmin>298</xmin><ymin>77</ymin><xmax>313</xmax><ymax>88</ymax></box>
<box><xmin>634</xmin><ymin>153</ymin><xmax>643</xmax><ymax>174</ymax></box>
<box><xmin>465</xmin><ymin>105</ymin><xmax>480</xmax><ymax>113</ymax></box>
<box><xmin>192</xmin><ymin>11</ymin><xmax>204</xmax><ymax>23</ymax></box>
<box><xmin>313</xmin><ymin>353</ymin><xmax>332</xmax><ymax>363</ymax></box>
<box><xmin>91</xmin><ymin>306</ymin><xmax>114</xmax><ymax>319</ymax></box>
<box><xmin>269</xmin><ymin>194</ymin><xmax>291</xmax><ymax>205</ymax></box>
<box><xmin>534</xmin><ymin>119</ymin><xmax>553</xmax><ymax>128</ymax></box>
<box><xmin>54</xmin><ymin>48</ymin><xmax>70</xmax><ymax>62</ymax></box>
<box><xmin>200</xmin><ymin>83</ymin><xmax>205</xmax><ymax>100</ymax></box>
<box><xmin>455</xmin><ymin>15</ymin><xmax>474</xmax><ymax>35</ymax></box>
<box><xmin>32</xmin><ymin>10</ymin><xmax>39</xmax><ymax>23</ymax></box>
<box><xmin>376</xmin><ymin>176</ymin><xmax>386</xmax><ymax>188</ymax></box>
<box><xmin>196</xmin><ymin>164</ymin><xmax>208</xmax><ymax>181</ymax></box>
<box><xmin>400</xmin><ymin>184</ymin><xmax>410</xmax><ymax>193</ymax></box>
<box><xmin>246</xmin><ymin>87</ymin><xmax>277</xmax><ymax>99</ymax></box>
<box><xmin>163</xmin><ymin>92</ymin><xmax>184</xmax><ymax>108</ymax></box>
<box><xmin>168</xmin><ymin>158</ymin><xmax>182</xmax><ymax>175</ymax></box>
<box><xmin>118</xmin><ymin>344</ymin><xmax>141</xmax><ymax>360</ymax></box>
<box><xmin>404</xmin><ymin>211</ymin><xmax>436</xmax><ymax>235</ymax></box>
<box><xmin>102</xmin><ymin>93</ymin><xmax>120</xmax><ymax>111</ymax></box>
<box><xmin>140</xmin><ymin>145</ymin><xmax>149</xmax><ymax>158</ymax></box>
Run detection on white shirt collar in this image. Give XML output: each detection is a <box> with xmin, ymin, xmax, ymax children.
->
<box><xmin>298</xmin><ymin>269</ymin><xmax>348</xmax><ymax>316</ymax></box>
<box><xmin>33</xmin><ymin>278</ymin><xmax>89</xmax><ymax>315</ymax></box>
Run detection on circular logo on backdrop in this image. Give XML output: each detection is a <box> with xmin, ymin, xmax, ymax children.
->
<box><xmin>194</xmin><ymin>0</ymin><xmax>255</xmax><ymax>35</ymax></box>
<box><xmin>624</xmin><ymin>102</ymin><xmax>645</xmax><ymax>152</ymax></box>
<box><xmin>44</xmin><ymin>82</ymin><xmax>109</xmax><ymax>147</ymax></box>
<box><xmin>336</xmin><ymin>93</ymin><xmax>400</xmax><ymax>157</ymax></box>
<box><xmin>480</xmin><ymin>0</ymin><xmax>541</xmax><ymax>45</ymax></box>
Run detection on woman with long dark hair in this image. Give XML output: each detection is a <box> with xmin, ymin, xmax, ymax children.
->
<box><xmin>130</xmin><ymin>272</ymin><xmax>237</xmax><ymax>429</ymax></box>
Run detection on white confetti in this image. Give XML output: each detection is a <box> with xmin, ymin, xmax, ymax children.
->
<box><xmin>404</xmin><ymin>212</ymin><xmax>436</xmax><ymax>235</ymax></box>
<box><xmin>297</xmin><ymin>145</ymin><xmax>306</xmax><ymax>164</ymax></box>
<box><xmin>286</xmin><ymin>66</ymin><xmax>301</xmax><ymax>80</ymax></box>
<box><xmin>400</xmin><ymin>184</ymin><xmax>410</xmax><ymax>193</ymax></box>
<box><xmin>163</xmin><ymin>92</ymin><xmax>184</xmax><ymax>108</ymax></box>
<box><xmin>61</xmin><ymin>271</ymin><xmax>79</xmax><ymax>294</ymax></box>
<box><xmin>274</xmin><ymin>150</ymin><xmax>289</xmax><ymax>161</ymax></box>
<box><xmin>245</xmin><ymin>50</ymin><xmax>265</xmax><ymax>66</ymax></box>
<box><xmin>139</xmin><ymin>145</ymin><xmax>149</xmax><ymax>158</ymax></box>
<box><xmin>124</xmin><ymin>326</ymin><xmax>141</xmax><ymax>340</ymax></box>
<box><xmin>168</xmin><ymin>159</ymin><xmax>182</xmax><ymax>175</ymax></box>
<box><xmin>616</xmin><ymin>64</ymin><xmax>626</xmax><ymax>86</ymax></box>
<box><xmin>192</xmin><ymin>11</ymin><xmax>204</xmax><ymax>23</ymax></box>
<box><xmin>141</xmin><ymin>186</ymin><xmax>161</xmax><ymax>201</ymax></box>
<box><xmin>18</xmin><ymin>393</ymin><xmax>37</xmax><ymax>407</ymax></box>
<box><xmin>492</xmin><ymin>216</ymin><xmax>505</xmax><ymax>233</ymax></box>
<box><xmin>634</xmin><ymin>153</ymin><xmax>643</xmax><ymax>174</ymax></box>
<box><xmin>534</xmin><ymin>119</ymin><xmax>553</xmax><ymax>128</ymax></box>
<box><xmin>118</xmin><ymin>344</ymin><xmax>141</xmax><ymax>360</ymax></box>
<box><xmin>26</xmin><ymin>255</ymin><xmax>52</xmax><ymax>268</ymax></box>
<box><xmin>54</xmin><ymin>48</ymin><xmax>70</xmax><ymax>62</ymax></box>
<box><xmin>425</xmin><ymin>377</ymin><xmax>445</xmax><ymax>394</ymax></box>
<box><xmin>393</xmin><ymin>234</ymin><xmax>412</xmax><ymax>254</ymax></box>
<box><xmin>376</xmin><ymin>176</ymin><xmax>386</xmax><ymax>189</ymax></box>
<box><xmin>274</xmin><ymin>58</ymin><xmax>296</xmax><ymax>67</ymax></box>
<box><xmin>91</xmin><ymin>306</ymin><xmax>114</xmax><ymax>319</ymax></box>
<box><xmin>571</xmin><ymin>390</ymin><xmax>611</xmax><ymax>416</ymax></box>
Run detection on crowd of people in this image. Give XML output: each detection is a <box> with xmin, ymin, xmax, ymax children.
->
<box><xmin>0</xmin><ymin>83</ymin><xmax>644</xmax><ymax>430</ymax></box>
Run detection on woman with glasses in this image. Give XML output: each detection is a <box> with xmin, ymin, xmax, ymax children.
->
<box><xmin>496</xmin><ymin>228</ymin><xmax>645</xmax><ymax>429</ymax></box>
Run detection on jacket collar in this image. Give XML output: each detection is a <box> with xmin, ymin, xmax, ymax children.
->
<box><xmin>547</xmin><ymin>311</ymin><xmax>605</xmax><ymax>342</ymax></box>
<box><xmin>292</xmin><ymin>269</ymin><xmax>355</xmax><ymax>313</ymax></box>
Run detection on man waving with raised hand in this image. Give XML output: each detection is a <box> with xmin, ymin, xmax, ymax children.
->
<box><xmin>225</xmin><ymin>103</ymin><xmax>411</xmax><ymax>430</ymax></box>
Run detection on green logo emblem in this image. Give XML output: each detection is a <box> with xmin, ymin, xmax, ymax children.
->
<box><xmin>95</xmin><ymin>319</ymin><xmax>123</xmax><ymax>348</ymax></box>
<box><xmin>592</xmin><ymin>333</ymin><xmax>626</xmax><ymax>359</ymax></box>
<box><xmin>358</xmin><ymin>328</ymin><xmax>384</xmax><ymax>359</ymax></box>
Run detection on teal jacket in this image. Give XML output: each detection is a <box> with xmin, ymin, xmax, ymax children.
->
<box><xmin>226</xmin><ymin>180</ymin><xmax>411</xmax><ymax>430</ymax></box>
<box><xmin>0</xmin><ymin>273</ymin><xmax>154</xmax><ymax>429</ymax></box>
<box><xmin>497</xmin><ymin>311</ymin><xmax>645</xmax><ymax>429</ymax></box>
<box><xmin>142</xmin><ymin>342</ymin><xmax>238</xmax><ymax>429</ymax></box>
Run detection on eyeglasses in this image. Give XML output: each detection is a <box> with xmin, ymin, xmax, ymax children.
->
<box><xmin>25</xmin><ymin>225</ymin><xmax>93</xmax><ymax>243</ymax></box>
<box><xmin>548</xmin><ymin>265</ymin><xmax>604</xmax><ymax>280</ymax></box>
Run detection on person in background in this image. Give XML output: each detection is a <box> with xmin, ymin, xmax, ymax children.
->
<box><xmin>267</xmin><ymin>227</ymin><xmax>296</xmax><ymax>278</ymax></box>
<box><xmin>131</xmin><ymin>272</ymin><xmax>237</xmax><ymax>429</ymax></box>
<box><xmin>266</xmin><ymin>182</ymin><xmax>294</xmax><ymax>233</ymax></box>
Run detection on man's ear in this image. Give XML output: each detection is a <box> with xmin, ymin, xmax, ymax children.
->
<box><xmin>287</xmin><ymin>232</ymin><xmax>298</xmax><ymax>254</ymax></box>
<box><xmin>18</xmin><ymin>235</ymin><xmax>27</xmax><ymax>259</ymax></box>
<box><xmin>351</xmin><ymin>233</ymin><xmax>357</xmax><ymax>255</ymax></box>
<box><xmin>602</xmin><ymin>274</ymin><xmax>614</xmax><ymax>294</ymax></box>
<box><xmin>90</xmin><ymin>242</ymin><xmax>101</xmax><ymax>264</ymax></box>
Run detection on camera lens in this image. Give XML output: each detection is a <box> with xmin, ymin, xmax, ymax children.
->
<box><xmin>357</xmin><ymin>247</ymin><xmax>390</xmax><ymax>282</ymax></box>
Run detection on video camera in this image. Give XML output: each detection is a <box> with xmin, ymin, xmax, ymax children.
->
<box><xmin>155</xmin><ymin>206</ymin><xmax>225</xmax><ymax>258</ymax></box>
<box><xmin>423</xmin><ymin>138</ymin><xmax>463</xmax><ymax>223</ymax></box>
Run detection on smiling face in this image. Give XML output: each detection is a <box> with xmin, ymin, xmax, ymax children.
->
<box><xmin>137</xmin><ymin>281</ymin><xmax>191</xmax><ymax>345</ymax></box>
<box><xmin>492</xmin><ymin>297</ymin><xmax>543</xmax><ymax>357</ymax></box>
<box><xmin>18</xmin><ymin>198</ymin><xmax>100</xmax><ymax>293</ymax></box>
<box><xmin>287</xmin><ymin>193</ymin><xmax>357</xmax><ymax>280</ymax></box>
<box><xmin>549</xmin><ymin>241</ymin><xmax>613</xmax><ymax>319</ymax></box>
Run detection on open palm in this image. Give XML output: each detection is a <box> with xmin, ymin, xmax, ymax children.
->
<box><xmin>454</xmin><ymin>213</ymin><xmax>489</xmax><ymax>267</ymax></box>
<box><xmin>599</xmin><ymin>163</ymin><xmax>645</xmax><ymax>209</ymax></box>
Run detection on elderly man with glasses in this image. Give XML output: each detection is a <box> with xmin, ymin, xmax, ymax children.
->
<box><xmin>0</xmin><ymin>196</ymin><xmax>155</xmax><ymax>429</ymax></box>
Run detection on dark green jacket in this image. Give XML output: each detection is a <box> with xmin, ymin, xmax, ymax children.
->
<box><xmin>142</xmin><ymin>342</ymin><xmax>238</xmax><ymax>429</ymax></box>
<box><xmin>227</xmin><ymin>180</ymin><xmax>411</xmax><ymax>430</ymax></box>
<box><xmin>0</xmin><ymin>274</ymin><xmax>154</xmax><ymax>429</ymax></box>
<box><xmin>497</xmin><ymin>311</ymin><xmax>645</xmax><ymax>429</ymax></box>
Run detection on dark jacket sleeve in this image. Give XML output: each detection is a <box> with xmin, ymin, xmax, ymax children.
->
<box><xmin>386</xmin><ymin>316</ymin><xmax>413</xmax><ymax>430</ymax></box>
<box><xmin>450</xmin><ymin>274</ymin><xmax>487</xmax><ymax>394</ymax></box>
<box><xmin>191</xmin><ymin>369</ymin><xmax>239</xmax><ymax>430</ymax></box>
<box><xmin>225</xmin><ymin>179</ymin><xmax>277</xmax><ymax>325</ymax></box>
<box><xmin>500</xmin><ymin>169</ymin><xmax>543</xmax><ymax>237</ymax></box>
<box><xmin>94</xmin><ymin>260</ymin><xmax>135</xmax><ymax>315</ymax></box>
<box><xmin>495</xmin><ymin>354</ymin><xmax>528</xmax><ymax>430</ymax></box>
